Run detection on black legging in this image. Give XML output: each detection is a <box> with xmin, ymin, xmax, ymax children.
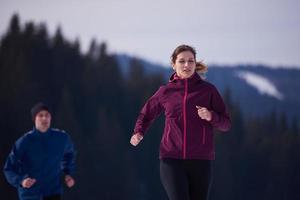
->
<box><xmin>160</xmin><ymin>158</ymin><xmax>212</xmax><ymax>200</ymax></box>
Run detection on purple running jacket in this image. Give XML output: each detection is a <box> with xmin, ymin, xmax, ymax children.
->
<box><xmin>134</xmin><ymin>72</ymin><xmax>231</xmax><ymax>160</ymax></box>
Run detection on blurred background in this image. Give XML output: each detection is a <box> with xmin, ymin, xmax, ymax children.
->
<box><xmin>0</xmin><ymin>0</ymin><xmax>299</xmax><ymax>199</ymax></box>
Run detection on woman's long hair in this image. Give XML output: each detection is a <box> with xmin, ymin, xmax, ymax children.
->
<box><xmin>171</xmin><ymin>44</ymin><xmax>208</xmax><ymax>79</ymax></box>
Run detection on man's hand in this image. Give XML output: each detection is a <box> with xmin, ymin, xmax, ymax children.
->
<box><xmin>22</xmin><ymin>177</ymin><xmax>36</xmax><ymax>188</ymax></box>
<box><xmin>65</xmin><ymin>175</ymin><xmax>75</xmax><ymax>188</ymax></box>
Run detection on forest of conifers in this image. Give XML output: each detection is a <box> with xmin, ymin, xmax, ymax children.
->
<box><xmin>0</xmin><ymin>15</ymin><xmax>299</xmax><ymax>200</ymax></box>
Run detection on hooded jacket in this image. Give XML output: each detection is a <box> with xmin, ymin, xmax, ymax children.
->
<box><xmin>3</xmin><ymin>128</ymin><xmax>76</xmax><ymax>200</ymax></box>
<box><xmin>134</xmin><ymin>72</ymin><xmax>231</xmax><ymax>160</ymax></box>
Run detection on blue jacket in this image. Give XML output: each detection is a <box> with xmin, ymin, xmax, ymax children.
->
<box><xmin>3</xmin><ymin>128</ymin><xmax>76</xmax><ymax>199</ymax></box>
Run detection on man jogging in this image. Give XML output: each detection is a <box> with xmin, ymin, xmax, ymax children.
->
<box><xmin>3</xmin><ymin>102</ymin><xmax>76</xmax><ymax>200</ymax></box>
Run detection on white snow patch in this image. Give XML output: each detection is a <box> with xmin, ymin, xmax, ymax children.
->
<box><xmin>236</xmin><ymin>71</ymin><xmax>284</xmax><ymax>100</ymax></box>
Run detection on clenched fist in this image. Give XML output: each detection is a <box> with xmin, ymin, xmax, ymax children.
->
<box><xmin>22</xmin><ymin>177</ymin><xmax>36</xmax><ymax>188</ymax></box>
<box><xmin>130</xmin><ymin>133</ymin><xmax>143</xmax><ymax>146</ymax></box>
<box><xmin>196</xmin><ymin>106</ymin><xmax>212</xmax><ymax>121</ymax></box>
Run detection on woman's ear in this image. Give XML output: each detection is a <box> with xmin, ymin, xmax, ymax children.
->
<box><xmin>171</xmin><ymin>62</ymin><xmax>176</xmax><ymax>71</ymax></box>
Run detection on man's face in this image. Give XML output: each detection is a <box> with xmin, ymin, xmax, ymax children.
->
<box><xmin>35</xmin><ymin>110</ymin><xmax>51</xmax><ymax>132</ymax></box>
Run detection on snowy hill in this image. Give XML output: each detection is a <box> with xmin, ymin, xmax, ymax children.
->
<box><xmin>206</xmin><ymin>66</ymin><xmax>300</xmax><ymax>122</ymax></box>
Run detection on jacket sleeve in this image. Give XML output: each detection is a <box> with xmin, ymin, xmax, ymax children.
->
<box><xmin>134</xmin><ymin>87</ymin><xmax>164</xmax><ymax>136</ymax></box>
<box><xmin>61</xmin><ymin>134</ymin><xmax>76</xmax><ymax>176</ymax></box>
<box><xmin>3</xmin><ymin>138</ymin><xmax>28</xmax><ymax>188</ymax></box>
<box><xmin>209</xmin><ymin>86</ymin><xmax>231</xmax><ymax>131</ymax></box>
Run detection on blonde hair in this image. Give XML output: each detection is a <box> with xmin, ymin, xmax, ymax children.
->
<box><xmin>196</xmin><ymin>61</ymin><xmax>208</xmax><ymax>79</ymax></box>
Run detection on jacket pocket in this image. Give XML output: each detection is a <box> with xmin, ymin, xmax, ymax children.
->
<box><xmin>165</xmin><ymin>123</ymin><xmax>170</xmax><ymax>144</ymax></box>
<box><xmin>162</xmin><ymin>118</ymin><xmax>182</xmax><ymax>151</ymax></box>
<box><xmin>202</xmin><ymin>126</ymin><xmax>206</xmax><ymax>145</ymax></box>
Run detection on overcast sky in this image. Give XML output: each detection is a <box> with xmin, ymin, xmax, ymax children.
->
<box><xmin>1</xmin><ymin>0</ymin><xmax>300</xmax><ymax>67</ymax></box>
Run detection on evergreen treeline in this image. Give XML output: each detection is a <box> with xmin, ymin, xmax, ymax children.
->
<box><xmin>0</xmin><ymin>14</ymin><xmax>299</xmax><ymax>200</ymax></box>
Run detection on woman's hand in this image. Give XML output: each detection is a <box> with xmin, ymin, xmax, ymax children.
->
<box><xmin>196</xmin><ymin>106</ymin><xmax>212</xmax><ymax>121</ymax></box>
<box><xmin>130</xmin><ymin>133</ymin><xmax>143</xmax><ymax>146</ymax></box>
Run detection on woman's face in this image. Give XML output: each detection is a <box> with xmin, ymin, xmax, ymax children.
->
<box><xmin>172</xmin><ymin>51</ymin><xmax>196</xmax><ymax>79</ymax></box>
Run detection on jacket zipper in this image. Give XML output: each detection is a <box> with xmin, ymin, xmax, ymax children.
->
<box><xmin>183</xmin><ymin>79</ymin><xmax>188</xmax><ymax>159</ymax></box>
<box><xmin>40</xmin><ymin>133</ymin><xmax>46</xmax><ymax>194</ymax></box>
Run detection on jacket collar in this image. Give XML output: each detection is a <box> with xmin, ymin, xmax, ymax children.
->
<box><xmin>169</xmin><ymin>72</ymin><xmax>203</xmax><ymax>84</ymax></box>
<box><xmin>33</xmin><ymin>127</ymin><xmax>50</xmax><ymax>134</ymax></box>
